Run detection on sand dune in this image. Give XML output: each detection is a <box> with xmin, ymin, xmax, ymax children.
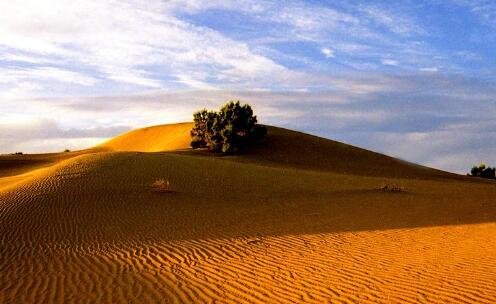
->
<box><xmin>1</xmin><ymin>123</ymin><xmax>496</xmax><ymax>303</ymax></box>
<box><xmin>97</xmin><ymin>122</ymin><xmax>193</xmax><ymax>152</ymax></box>
<box><xmin>102</xmin><ymin>123</ymin><xmax>454</xmax><ymax>178</ymax></box>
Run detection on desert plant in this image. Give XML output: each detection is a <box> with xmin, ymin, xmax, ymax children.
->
<box><xmin>151</xmin><ymin>179</ymin><xmax>173</xmax><ymax>193</ymax></box>
<box><xmin>378</xmin><ymin>183</ymin><xmax>405</xmax><ymax>192</ymax></box>
<box><xmin>64</xmin><ymin>149</ymin><xmax>71</xmax><ymax>153</ymax></box>
<box><xmin>469</xmin><ymin>164</ymin><xmax>496</xmax><ymax>179</ymax></box>
<box><xmin>190</xmin><ymin>101</ymin><xmax>267</xmax><ymax>153</ymax></box>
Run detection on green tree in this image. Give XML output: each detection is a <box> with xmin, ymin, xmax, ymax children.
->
<box><xmin>191</xmin><ymin>109</ymin><xmax>217</xmax><ymax>149</ymax></box>
<box><xmin>470</xmin><ymin>164</ymin><xmax>496</xmax><ymax>179</ymax></box>
<box><xmin>190</xmin><ymin>101</ymin><xmax>267</xmax><ymax>153</ymax></box>
<box><xmin>217</xmin><ymin>101</ymin><xmax>258</xmax><ymax>153</ymax></box>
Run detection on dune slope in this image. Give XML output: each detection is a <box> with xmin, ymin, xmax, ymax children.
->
<box><xmin>101</xmin><ymin>123</ymin><xmax>453</xmax><ymax>179</ymax></box>
<box><xmin>97</xmin><ymin>122</ymin><xmax>193</xmax><ymax>152</ymax></box>
<box><xmin>0</xmin><ymin>151</ymin><xmax>90</xmax><ymax>191</ymax></box>
<box><xmin>1</xmin><ymin>123</ymin><xmax>495</xmax><ymax>303</ymax></box>
<box><xmin>233</xmin><ymin>126</ymin><xmax>453</xmax><ymax>178</ymax></box>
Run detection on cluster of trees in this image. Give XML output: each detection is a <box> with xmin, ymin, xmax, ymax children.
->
<box><xmin>469</xmin><ymin>164</ymin><xmax>496</xmax><ymax>179</ymax></box>
<box><xmin>191</xmin><ymin>101</ymin><xmax>267</xmax><ymax>153</ymax></box>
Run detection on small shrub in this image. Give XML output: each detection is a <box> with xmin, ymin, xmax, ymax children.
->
<box><xmin>151</xmin><ymin>179</ymin><xmax>174</xmax><ymax>193</ymax></box>
<box><xmin>12</xmin><ymin>152</ymin><xmax>23</xmax><ymax>155</ymax></box>
<box><xmin>378</xmin><ymin>183</ymin><xmax>405</xmax><ymax>193</ymax></box>
<box><xmin>64</xmin><ymin>149</ymin><xmax>71</xmax><ymax>153</ymax></box>
<box><xmin>469</xmin><ymin>164</ymin><xmax>496</xmax><ymax>179</ymax></box>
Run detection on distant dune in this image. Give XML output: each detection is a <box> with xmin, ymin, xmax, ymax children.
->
<box><xmin>1</xmin><ymin>123</ymin><xmax>495</xmax><ymax>303</ymax></box>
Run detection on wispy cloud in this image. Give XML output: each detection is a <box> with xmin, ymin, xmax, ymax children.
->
<box><xmin>0</xmin><ymin>118</ymin><xmax>130</xmax><ymax>153</ymax></box>
<box><xmin>0</xmin><ymin>67</ymin><xmax>98</xmax><ymax>86</ymax></box>
<box><xmin>321</xmin><ymin>48</ymin><xmax>335</xmax><ymax>58</ymax></box>
<box><xmin>0</xmin><ymin>0</ymin><xmax>293</xmax><ymax>92</ymax></box>
<box><xmin>419</xmin><ymin>67</ymin><xmax>439</xmax><ymax>72</ymax></box>
<box><xmin>381</xmin><ymin>59</ymin><xmax>399</xmax><ymax>66</ymax></box>
<box><xmin>359</xmin><ymin>4</ymin><xmax>424</xmax><ymax>36</ymax></box>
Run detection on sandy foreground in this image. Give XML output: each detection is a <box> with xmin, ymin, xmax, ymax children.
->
<box><xmin>1</xmin><ymin>124</ymin><xmax>495</xmax><ymax>303</ymax></box>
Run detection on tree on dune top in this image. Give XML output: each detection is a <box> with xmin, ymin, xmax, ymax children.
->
<box><xmin>191</xmin><ymin>101</ymin><xmax>267</xmax><ymax>153</ymax></box>
<box><xmin>469</xmin><ymin>164</ymin><xmax>496</xmax><ymax>179</ymax></box>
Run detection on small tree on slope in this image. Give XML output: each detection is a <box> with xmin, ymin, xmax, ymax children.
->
<box><xmin>191</xmin><ymin>109</ymin><xmax>217</xmax><ymax>149</ymax></box>
<box><xmin>469</xmin><ymin>164</ymin><xmax>496</xmax><ymax>179</ymax></box>
<box><xmin>190</xmin><ymin>101</ymin><xmax>267</xmax><ymax>153</ymax></box>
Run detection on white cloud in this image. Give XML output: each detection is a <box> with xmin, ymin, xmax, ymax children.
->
<box><xmin>359</xmin><ymin>5</ymin><xmax>423</xmax><ymax>35</ymax></box>
<box><xmin>174</xmin><ymin>74</ymin><xmax>218</xmax><ymax>90</ymax></box>
<box><xmin>451</xmin><ymin>0</ymin><xmax>496</xmax><ymax>28</ymax></box>
<box><xmin>0</xmin><ymin>118</ymin><xmax>130</xmax><ymax>154</ymax></box>
<box><xmin>0</xmin><ymin>53</ymin><xmax>58</xmax><ymax>64</ymax></box>
<box><xmin>420</xmin><ymin>67</ymin><xmax>439</xmax><ymax>72</ymax></box>
<box><xmin>0</xmin><ymin>0</ymin><xmax>451</xmax><ymax>95</ymax></box>
<box><xmin>0</xmin><ymin>0</ymin><xmax>291</xmax><ymax>91</ymax></box>
<box><xmin>0</xmin><ymin>67</ymin><xmax>98</xmax><ymax>86</ymax></box>
<box><xmin>381</xmin><ymin>59</ymin><xmax>399</xmax><ymax>66</ymax></box>
<box><xmin>321</xmin><ymin>48</ymin><xmax>335</xmax><ymax>58</ymax></box>
<box><xmin>369</xmin><ymin>126</ymin><xmax>496</xmax><ymax>174</ymax></box>
<box><xmin>275</xmin><ymin>3</ymin><xmax>358</xmax><ymax>32</ymax></box>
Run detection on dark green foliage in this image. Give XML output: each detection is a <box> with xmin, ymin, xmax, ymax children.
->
<box><xmin>469</xmin><ymin>164</ymin><xmax>496</xmax><ymax>179</ymax></box>
<box><xmin>191</xmin><ymin>109</ymin><xmax>217</xmax><ymax>149</ymax></box>
<box><xmin>190</xmin><ymin>101</ymin><xmax>267</xmax><ymax>153</ymax></box>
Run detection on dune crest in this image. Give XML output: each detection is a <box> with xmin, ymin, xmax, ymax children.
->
<box><xmin>97</xmin><ymin>122</ymin><xmax>193</xmax><ymax>152</ymax></box>
<box><xmin>100</xmin><ymin>122</ymin><xmax>453</xmax><ymax>178</ymax></box>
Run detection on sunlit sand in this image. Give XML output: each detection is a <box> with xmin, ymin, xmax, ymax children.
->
<box><xmin>1</xmin><ymin>123</ymin><xmax>495</xmax><ymax>303</ymax></box>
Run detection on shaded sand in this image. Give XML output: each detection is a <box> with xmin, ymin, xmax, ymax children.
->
<box><xmin>1</xmin><ymin>124</ymin><xmax>496</xmax><ymax>303</ymax></box>
<box><xmin>0</xmin><ymin>151</ymin><xmax>90</xmax><ymax>191</ymax></box>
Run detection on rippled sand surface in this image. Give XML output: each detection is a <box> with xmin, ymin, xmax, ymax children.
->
<box><xmin>1</xmin><ymin>124</ymin><xmax>495</xmax><ymax>303</ymax></box>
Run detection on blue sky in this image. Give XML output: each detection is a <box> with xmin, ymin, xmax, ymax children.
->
<box><xmin>1</xmin><ymin>0</ymin><xmax>495</xmax><ymax>173</ymax></box>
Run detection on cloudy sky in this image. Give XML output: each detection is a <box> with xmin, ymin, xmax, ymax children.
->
<box><xmin>1</xmin><ymin>0</ymin><xmax>495</xmax><ymax>173</ymax></box>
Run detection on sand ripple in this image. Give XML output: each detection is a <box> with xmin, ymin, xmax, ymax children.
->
<box><xmin>1</xmin><ymin>147</ymin><xmax>495</xmax><ymax>303</ymax></box>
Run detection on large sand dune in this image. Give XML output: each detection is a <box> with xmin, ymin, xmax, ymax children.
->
<box><xmin>1</xmin><ymin>123</ymin><xmax>495</xmax><ymax>303</ymax></box>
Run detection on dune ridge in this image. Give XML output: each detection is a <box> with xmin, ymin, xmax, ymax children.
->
<box><xmin>1</xmin><ymin>123</ymin><xmax>496</xmax><ymax>303</ymax></box>
<box><xmin>97</xmin><ymin>122</ymin><xmax>193</xmax><ymax>152</ymax></box>
<box><xmin>99</xmin><ymin>123</ymin><xmax>455</xmax><ymax>179</ymax></box>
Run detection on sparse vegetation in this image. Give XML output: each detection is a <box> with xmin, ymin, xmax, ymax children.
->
<box><xmin>151</xmin><ymin>179</ymin><xmax>174</xmax><ymax>193</ymax></box>
<box><xmin>11</xmin><ymin>152</ymin><xmax>23</xmax><ymax>155</ymax></box>
<box><xmin>191</xmin><ymin>101</ymin><xmax>267</xmax><ymax>153</ymax></box>
<box><xmin>469</xmin><ymin>164</ymin><xmax>496</xmax><ymax>179</ymax></box>
<box><xmin>64</xmin><ymin>149</ymin><xmax>71</xmax><ymax>153</ymax></box>
<box><xmin>378</xmin><ymin>183</ymin><xmax>405</xmax><ymax>192</ymax></box>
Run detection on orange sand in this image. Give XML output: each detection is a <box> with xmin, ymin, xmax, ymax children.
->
<box><xmin>1</xmin><ymin>123</ymin><xmax>495</xmax><ymax>303</ymax></box>
<box><xmin>97</xmin><ymin>122</ymin><xmax>193</xmax><ymax>152</ymax></box>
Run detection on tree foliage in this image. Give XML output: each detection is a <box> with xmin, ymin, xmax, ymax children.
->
<box><xmin>469</xmin><ymin>164</ymin><xmax>496</xmax><ymax>179</ymax></box>
<box><xmin>190</xmin><ymin>101</ymin><xmax>267</xmax><ymax>153</ymax></box>
<box><xmin>191</xmin><ymin>109</ymin><xmax>217</xmax><ymax>149</ymax></box>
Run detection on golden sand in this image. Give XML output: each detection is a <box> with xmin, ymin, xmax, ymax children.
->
<box><xmin>97</xmin><ymin>122</ymin><xmax>193</xmax><ymax>152</ymax></box>
<box><xmin>1</xmin><ymin>124</ymin><xmax>495</xmax><ymax>303</ymax></box>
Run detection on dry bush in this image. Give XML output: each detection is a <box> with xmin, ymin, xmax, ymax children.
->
<box><xmin>151</xmin><ymin>179</ymin><xmax>174</xmax><ymax>193</ymax></box>
<box><xmin>378</xmin><ymin>183</ymin><xmax>405</xmax><ymax>193</ymax></box>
